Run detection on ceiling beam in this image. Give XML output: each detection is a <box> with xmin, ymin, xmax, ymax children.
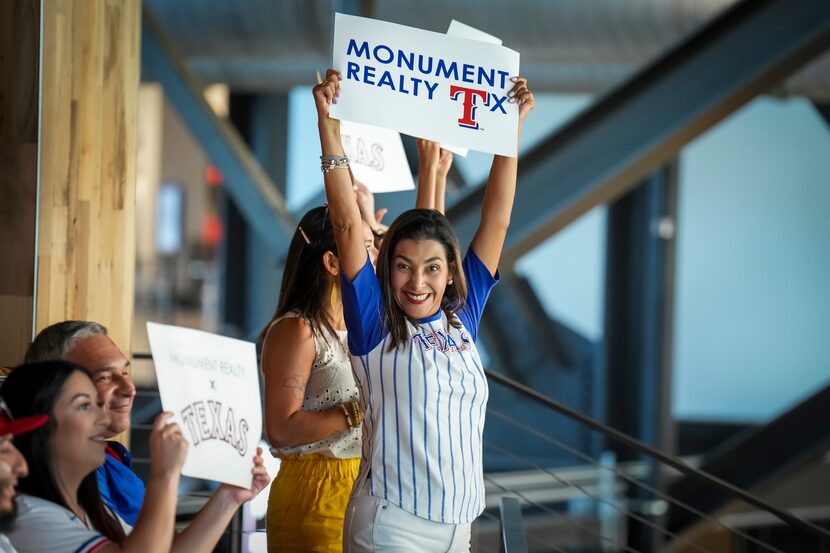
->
<box><xmin>141</xmin><ymin>7</ymin><xmax>295</xmax><ymax>255</ymax></box>
<box><xmin>446</xmin><ymin>0</ymin><xmax>830</xmax><ymax>265</ymax></box>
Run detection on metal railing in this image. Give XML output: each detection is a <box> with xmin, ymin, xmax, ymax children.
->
<box><xmin>477</xmin><ymin>368</ymin><xmax>830</xmax><ymax>552</ymax></box>
<box><xmin>130</xmin><ymin>352</ymin><xmax>830</xmax><ymax>552</ymax></box>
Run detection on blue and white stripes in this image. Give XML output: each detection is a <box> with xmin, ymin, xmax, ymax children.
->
<box><xmin>341</xmin><ymin>248</ymin><xmax>498</xmax><ymax>525</ymax></box>
<box><xmin>351</xmin><ymin>315</ymin><xmax>489</xmax><ymax>524</ymax></box>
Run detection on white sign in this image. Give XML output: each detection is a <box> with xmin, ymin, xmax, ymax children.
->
<box><xmin>442</xmin><ymin>21</ymin><xmax>505</xmax><ymax>158</ymax></box>
<box><xmin>331</xmin><ymin>13</ymin><xmax>521</xmax><ymax>157</ymax></box>
<box><xmin>147</xmin><ymin>322</ymin><xmax>262</xmax><ymax>489</ymax></box>
<box><xmin>340</xmin><ymin>120</ymin><xmax>414</xmax><ymax>193</ymax></box>
<box><xmin>447</xmin><ymin>20</ymin><xmax>503</xmax><ymax>45</ymax></box>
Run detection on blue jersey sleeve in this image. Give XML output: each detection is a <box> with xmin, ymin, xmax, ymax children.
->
<box><xmin>457</xmin><ymin>248</ymin><xmax>499</xmax><ymax>342</ymax></box>
<box><xmin>96</xmin><ymin>464</ymin><xmax>115</xmax><ymax>512</ymax></box>
<box><xmin>340</xmin><ymin>257</ymin><xmax>387</xmax><ymax>355</ymax></box>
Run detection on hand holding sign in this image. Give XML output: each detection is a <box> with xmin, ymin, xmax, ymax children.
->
<box><xmin>149</xmin><ymin>412</ymin><xmax>188</xmax><ymax>479</ymax></box>
<box><xmin>313</xmin><ymin>69</ymin><xmax>342</xmax><ymax>127</ymax></box>
<box><xmin>220</xmin><ymin>446</ymin><xmax>271</xmax><ymax>505</ymax></box>
<box><xmin>511</xmin><ymin>76</ymin><xmax>536</xmax><ymax>121</ymax></box>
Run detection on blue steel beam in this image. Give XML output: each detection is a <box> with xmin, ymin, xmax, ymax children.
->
<box><xmin>603</xmin><ymin>164</ymin><xmax>678</xmax><ymax>552</ymax></box>
<box><xmin>446</xmin><ymin>0</ymin><xmax>830</xmax><ymax>263</ymax></box>
<box><xmin>141</xmin><ymin>8</ymin><xmax>295</xmax><ymax>255</ymax></box>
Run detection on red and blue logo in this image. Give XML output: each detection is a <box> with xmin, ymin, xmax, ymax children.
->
<box><xmin>450</xmin><ymin>85</ymin><xmax>509</xmax><ymax>130</ymax></box>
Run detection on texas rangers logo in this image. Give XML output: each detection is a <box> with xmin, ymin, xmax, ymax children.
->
<box><xmin>450</xmin><ymin>85</ymin><xmax>509</xmax><ymax>130</ymax></box>
<box><xmin>413</xmin><ymin>329</ymin><xmax>472</xmax><ymax>353</ymax></box>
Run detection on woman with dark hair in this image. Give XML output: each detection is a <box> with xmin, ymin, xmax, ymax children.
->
<box><xmin>1</xmin><ymin>361</ymin><xmax>188</xmax><ymax>553</ymax></box>
<box><xmin>260</xmin><ymin>205</ymin><xmax>377</xmax><ymax>552</ymax></box>
<box><xmin>314</xmin><ymin>69</ymin><xmax>534</xmax><ymax>552</ymax></box>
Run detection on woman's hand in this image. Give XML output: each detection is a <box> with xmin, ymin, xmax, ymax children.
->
<box><xmin>355</xmin><ymin>180</ymin><xmax>387</xmax><ymax>232</ymax></box>
<box><xmin>416</xmin><ymin>139</ymin><xmax>441</xmax><ymax>210</ymax></box>
<box><xmin>416</xmin><ymin>138</ymin><xmax>441</xmax><ymax>170</ymax></box>
<box><xmin>313</xmin><ymin>69</ymin><xmax>342</xmax><ymax>128</ymax></box>
<box><xmin>437</xmin><ymin>149</ymin><xmax>453</xmax><ymax>179</ymax></box>
<box><xmin>508</xmin><ymin>76</ymin><xmax>535</xmax><ymax>122</ymax></box>
<box><xmin>149</xmin><ymin>412</ymin><xmax>188</xmax><ymax>480</ymax></box>
<box><xmin>222</xmin><ymin>447</ymin><xmax>271</xmax><ymax>505</ymax></box>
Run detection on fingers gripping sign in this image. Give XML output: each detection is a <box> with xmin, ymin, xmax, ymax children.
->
<box><xmin>314</xmin><ymin>69</ymin><xmax>342</xmax><ymax>119</ymax></box>
<box><xmin>508</xmin><ymin>76</ymin><xmax>535</xmax><ymax>121</ymax></box>
<box><xmin>150</xmin><ymin>412</ymin><xmax>188</xmax><ymax>478</ymax></box>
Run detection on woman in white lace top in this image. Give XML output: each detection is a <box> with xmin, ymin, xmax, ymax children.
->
<box><xmin>260</xmin><ymin>206</ymin><xmax>377</xmax><ymax>553</ymax></box>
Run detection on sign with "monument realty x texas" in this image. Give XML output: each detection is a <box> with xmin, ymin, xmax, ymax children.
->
<box><xmin>330</xmin><ymin>13</ymin><xmax>521</xmax><ymax>157</ymax></box>
<box><xmin>147</xmin><ymin>322</ymin><xmax>262</xmax><ymax>489</ymax></box>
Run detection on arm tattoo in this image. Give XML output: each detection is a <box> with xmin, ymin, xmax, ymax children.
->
<box><xmin>283</xmin><ymin>375</ymin><xmax>308</xmax><ymax>400</ymax></box>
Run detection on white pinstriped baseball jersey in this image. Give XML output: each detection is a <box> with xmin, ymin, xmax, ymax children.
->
<box><xmin>341</xmin><ymin>248</ymin><xmax>497</xmax><ymax>524</ymax></box>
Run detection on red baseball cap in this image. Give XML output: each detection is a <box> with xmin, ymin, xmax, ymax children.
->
<box><xmin>0</xmin><ymin>399</ymin><xmax>48</xmax><ymax>437</ymax></box>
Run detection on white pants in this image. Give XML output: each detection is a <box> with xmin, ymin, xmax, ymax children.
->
<box><xmin>343</xmin><ymin>478</ymin><xmax>471</xmax><ymax>553</ymax></box>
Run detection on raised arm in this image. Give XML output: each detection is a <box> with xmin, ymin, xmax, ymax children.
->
<box><xmin>435</xmin><ymin>149</ymin><xmax>452</xmax><ymax>214</ymax></box>
<box><xmin>415</xmin><ymin>139</ymin><xmax>452</xmax><ymax>214</ymax></box>
<box><xmin>469</xmin><ymin>77</ymin><xmax>535</xmax><ymax>275</ymax></box>
<box><xmin>415</xmin><ymin>139</ymin><xmax>440</xmax><ymax>210</ymax></box>
<box><xmin>315</xmin><ymin>70</ymin><xmax>367</xmax><ymax>280</ymax></box>
<box><xmin>354</xmin><ymin>180</ymin><xmax>388</xmax><ymax>239</ymax></box>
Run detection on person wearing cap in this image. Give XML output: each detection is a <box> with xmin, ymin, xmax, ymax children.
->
<box><xmin>24</xmin><ymin>321</ymin><xmax>269</xmax><ymax>553</ymax></box>
<box><xmin>0</xmin><ymin>403</ymin><xmax>49</xmax><ymax>553</ymax></box>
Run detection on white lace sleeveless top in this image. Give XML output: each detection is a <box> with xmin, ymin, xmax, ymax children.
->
<box><xmin>268</xmin><ymin>312</ymin><xmax>361</xmax><ymax>459</ymax></box>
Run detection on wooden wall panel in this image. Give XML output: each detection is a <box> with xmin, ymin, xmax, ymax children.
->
<box><xmin>36</xmin><ymin>0</ymin><xmax>141</xmax><ymax>354</ymax></box>
<box><xmin>0</xmin><ymin>0</ymin><xmax>39</xmax><ymax>367</ymax></box>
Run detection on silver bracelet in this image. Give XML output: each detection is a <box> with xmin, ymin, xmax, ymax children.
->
<box><xmin>321</xmin><ymin>155</ymin><xmax>350</xmax><ymax>173</ymax></box>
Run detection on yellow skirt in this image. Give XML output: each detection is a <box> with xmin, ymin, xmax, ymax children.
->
<box><xmin>266</xmin><ymin>454</ymin><xmax>360</xmax><ymax>553</ymax></box>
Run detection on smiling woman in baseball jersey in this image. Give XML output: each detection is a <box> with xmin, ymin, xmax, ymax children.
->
<box><xmin>314</xmin><ymin>69</ymin><xmax>534</xmax><ymax>552</ymax></box>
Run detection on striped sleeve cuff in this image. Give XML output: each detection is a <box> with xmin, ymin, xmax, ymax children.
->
<box><xmin>74</xmin><ymin>535</ymin><xmax>110</xmax><ymax>553</ymax></box>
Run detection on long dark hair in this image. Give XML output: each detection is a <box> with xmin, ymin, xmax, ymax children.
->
<box><xmin>377</xmin><ymin>208</ymin><xmax>468</xmax><ymax>351</ymax></box>
<box><xmin>1</xmin><ymin>361</ymin><xmax>126</xmax><ymax>544</ymax></box>
<box><xmin>258</xmin><ymin>205</ymin><xmax>340</xmax><ymax>345</ymax></box>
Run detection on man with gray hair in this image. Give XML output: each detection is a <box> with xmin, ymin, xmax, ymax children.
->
<box><xmin>24</xmin><ymin>320</ymin><xmax>141</xmax><ymax>525</ymax></box>
<box><xmin>24</xmin><ymin>320</ymin><xmax>269</xmax><ymax>553</ymax></box>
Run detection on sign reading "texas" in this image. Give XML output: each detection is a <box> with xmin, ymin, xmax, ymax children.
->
<box><xmin>330</xmin><ymin>13</ymin><xmax>521</xmax><ymax>157</ymax></box>
<box><xmin>147</xmin><ymin>322</ymin><xmax>262</xmax><ymax>489</ymax></box>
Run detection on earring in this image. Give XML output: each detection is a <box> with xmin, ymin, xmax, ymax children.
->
<box><xmin>330</xmin><ymin>282</ymin><xmax>341</xmax><ymax>310</ymax></box>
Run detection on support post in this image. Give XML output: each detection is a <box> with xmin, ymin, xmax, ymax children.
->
<box><xmin>35</xmin><ymin>0</ymin><xmax>142</xmax><ymax>355</ymax></box>
<box><xmin>499</xmin><ymin>497</ymin><xmax>529</xmax><ymax>553</ymax></box>
<box><xmin>603</xmin><ymin>163</ymin><xmax>678</xmax><ymax>551</ymax></box>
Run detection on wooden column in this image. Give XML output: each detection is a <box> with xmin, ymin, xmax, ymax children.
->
<box><xmin>36</xmin><ymin>0</ymin><xmax>141</xmax><ymax>353</ymax></box>
<box><xmin>0</xmin><ymin>0</ymin><xmax>39</xmax><ymax>367</ymax></box>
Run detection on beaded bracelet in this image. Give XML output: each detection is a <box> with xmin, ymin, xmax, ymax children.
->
<box><xmin>349</xmin><ymin>400</ymin><xmax>362</xmax><ymax>428</ymax></box>
<box><xmin>321</xmin><ymin>155</ymin><xmax>350</xmax><ymax>173</ymax></box>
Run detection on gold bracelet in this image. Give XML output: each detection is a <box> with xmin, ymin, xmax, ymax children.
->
<box><xmin>349</xmin><ymin>400</ymin><xmax>362</xmax><ymax>428</ymax></box>
<box><xmin>339</xmin><ymin>403</ymin><xmax>353</xmax><ymax>428</ymax></box>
